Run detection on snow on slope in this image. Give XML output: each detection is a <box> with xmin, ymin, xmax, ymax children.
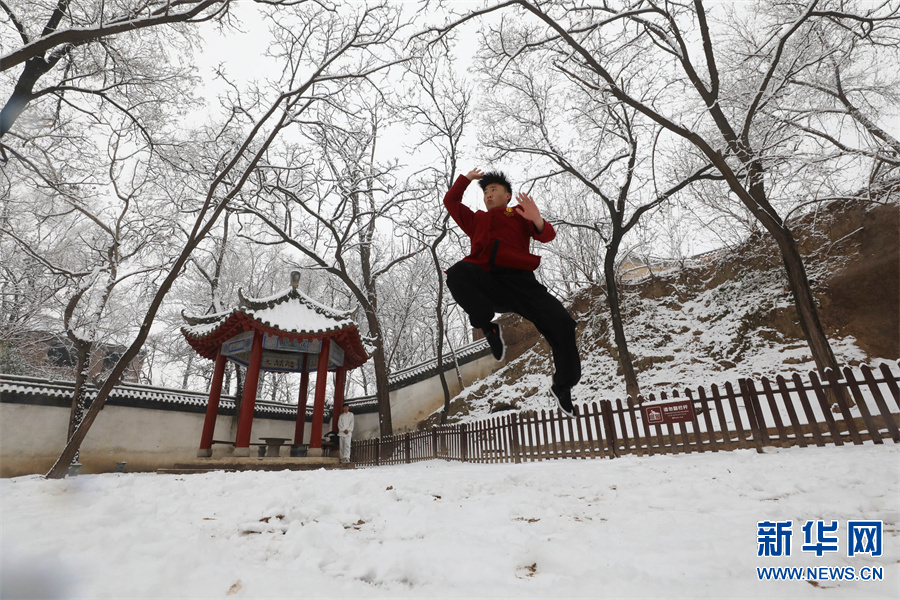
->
<box><xmin>445</xmin><ymin>261</ymin><xmax>876</xmax><ymax>423</ymax></box>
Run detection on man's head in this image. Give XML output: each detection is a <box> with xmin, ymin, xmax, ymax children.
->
<box><xmin>342</xmin><ymin>405</ymin><xmax>350</xmax><ymax>413</ymax></box>
<box><xmin>478</xmin><ymin>171</ymin><xmax>512</xmax><ymax>210</ymax></box>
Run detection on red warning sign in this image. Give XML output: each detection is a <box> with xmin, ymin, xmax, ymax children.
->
<box><xmin>642</xmin><ymin>400</ymin><xmax>694</xmax><ymax>426</ymax></box>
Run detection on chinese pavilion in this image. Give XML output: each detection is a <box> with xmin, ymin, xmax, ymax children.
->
<box><xmin>181</xmin><ymin>272</ymin><xmax>368</xmax><ymax>457</ymax></box>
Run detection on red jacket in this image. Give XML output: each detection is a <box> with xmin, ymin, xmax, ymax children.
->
<box><xmin>444</xmin><ymin>175</ymin><xmax>556</xmax><ymax>271</ymax></box>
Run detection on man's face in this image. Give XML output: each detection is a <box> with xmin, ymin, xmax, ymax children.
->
<box><xmin>483</xmin><ymin>183</ymin><xmax>511</xmax><ymax>211</ymax></box>
<box><xmin>343</xmin><ymin>406</ymin><xmax>350</xmax><ymax>413</ymax></box>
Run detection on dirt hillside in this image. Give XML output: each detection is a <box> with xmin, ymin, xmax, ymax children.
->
<box><xmin>425</xmin><ymin>198</ymin><xmax>898</xmax><ymax>425</ymax></box>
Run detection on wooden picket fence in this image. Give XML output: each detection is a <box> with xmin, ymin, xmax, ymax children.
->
<box><xmin>351</xmin><ymin>362</ymin><xmax>900</xmax><ymax>466</ymax></box>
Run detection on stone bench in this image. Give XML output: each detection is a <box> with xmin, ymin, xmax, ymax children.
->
<box><xmin>257</xmin><ymin>437</ymin><xmax>292</xmax><ymax>457</ymax></box>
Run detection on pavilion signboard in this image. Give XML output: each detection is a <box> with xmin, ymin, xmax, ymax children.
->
<box><xmin>261</xmin><ymin>355</ymin><xmax>303</xmax><ymax>371</ymax></box>
<box><xmin>262</xmin><ymin>334</ymin><xmax>321</xmax><ymax>354</ymax></box>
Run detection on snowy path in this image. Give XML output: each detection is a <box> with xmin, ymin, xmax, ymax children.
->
<box><xmin>2</xmin><ymin>445</ymin><xmax>898</xmax><ymax>599</ymax></box>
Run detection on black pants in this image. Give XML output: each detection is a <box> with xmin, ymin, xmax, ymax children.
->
<box><xmin>446</xmin><ymin>261</ymin><xmax>581</xmax><ymax>389</ymax></box>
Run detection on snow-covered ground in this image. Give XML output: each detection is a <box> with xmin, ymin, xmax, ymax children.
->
<box><xmin>2</xmin><ymin>444</ymin><xmax>898</xmax><ymax>599</ymax></box>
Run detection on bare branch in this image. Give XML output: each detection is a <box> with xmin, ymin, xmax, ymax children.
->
<box><xmin>1</xmin><ymin>0</ymin><xmax>226</xmax><ymax>72</ymax></box>
<box><xmin>741</xmin><ymin>0</ymin><xmax>819</xmax><ymax>145</ymax></box>
<box><xmin>0</xmin><ymin>0</ymin><xmax>30</xmax><ymax>45</ymax></box>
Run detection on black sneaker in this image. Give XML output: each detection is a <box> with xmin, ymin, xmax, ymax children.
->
<box><xmin>551</xmin><ymin>384</ymin><xmax>575</xmax><ymax>418</ymax></box>
<box><xmin>482</xmin><ymin>323</ymin><xmax>505</xmax><ymax>361</ymax></box>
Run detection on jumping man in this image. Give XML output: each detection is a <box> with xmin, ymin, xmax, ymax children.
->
<box><xmin>443</xmin><ymin>168</ymin><xmax>581</xmax><ymax>416</ymax></box>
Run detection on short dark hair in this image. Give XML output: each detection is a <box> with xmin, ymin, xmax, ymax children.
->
<box><xmin>478</xmin><ymin>171</ymin><xmax>512</xmax><ymax>196</ymax></box>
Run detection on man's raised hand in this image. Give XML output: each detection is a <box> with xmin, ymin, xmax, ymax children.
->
<box><xmin>514</xmin><ymin>192</ymin><xmax>545</xmax><ymax>233</ymax></box>
<box><xmin>465</xmin><ymin>168</ymin><xmax>484</xmax><ymax>180</ymax></box>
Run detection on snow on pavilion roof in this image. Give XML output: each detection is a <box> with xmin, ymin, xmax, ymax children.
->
<box><xmin>181</xmin><ymin>286</ymin><xmax>368</xmax><ymax>369</ymax></box>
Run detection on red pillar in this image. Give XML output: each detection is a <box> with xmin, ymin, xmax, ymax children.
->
<box><xmin>233</xmin><ymin>331</ymin><xmax>264</xmax><ymax>456</ymax></box>
<box><xmin>293</xmin><ymin>354</ymin><xmax>310</xmax><ymax>445</ymax></box>
<box><xmin>198</xmin><ymin>350</ymin><xmax>228</xmax><ymax>457</ymax></box>
<box><xmin>331</xmin><ymin>366</ymin><xmax>347</xmax><ymax>433</ymax></box>
<box><xmin>309</xmin><ymin>338</ymin><xmax>330</xmax><ymax>450</ymax></box>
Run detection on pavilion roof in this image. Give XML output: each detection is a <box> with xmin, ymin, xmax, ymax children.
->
<box><xmin>181</xmin><ymin>286</ymin><xmax>368</xmax><ymax>370</ymax></box>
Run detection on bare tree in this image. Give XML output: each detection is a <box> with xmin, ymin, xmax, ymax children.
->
<box><xmin>425</xmin><ymin>0</ymin><xmax>900</xmax><ymax>376</ymax></box>
<box><xmin>239</xmin><ymin>87</ymin><xmax>418</xmax><ymax>438</ymax></box>
<box><xmin>775</xmin><ymin>17</ymin><xmax>900</xmax><ymax>184</ymax></box>
<box><xmin>147</xmin><ymin>210</ymin><xmax>245</xmax><ymax>392</ymax></box>
<box><xmin>2</xmin><ymin>0</ymin><xmax>214</xmax><ymax>355</ymax></box>
<box><xmin>0</xmin><ymin>185</ymin><xmax>69</xmax><ymax>374</ymax></box>
<box><xmin>40</xmin><ymin>2</ymin><xmax>404</xmax><ymax>478</ymax></box>
<box><xmin>0</xmin><ymin>0</ymin><xmax>284</xmax><ymax>137</ymax></box>
<box><xmin>478</xmin><ymin>53</ymin><xmax>716</xmax><ymax>398</ymax></box>
<box><xmin>400</xmin><ymin>43</ymin><xmax>473</xmax><ymax>423</ymax></box>
<box><xmin>1</xmin><ymin>115</ymin><xmax>178</xmax><ymax>471</ymax></box>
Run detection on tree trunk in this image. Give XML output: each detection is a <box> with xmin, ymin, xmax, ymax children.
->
<box><xmin>430</xmin><ymin>239</ymin><xmax>453</xmax><ymax>425</ymax></box>
<box><xmin>352</xmin><ymin>162</ymin><xmax>394</xmax><ymax>441</ymax></box>
<box><xmin>737</xmin><ymin>169</ymin><xmax>840</xmax><ymax>376</ymax></box>
<box><xmin>271</xmin><ymin>372</ymin><xmax>278</xmax><ymax>403</ymax></box>
<box><xmin>770</xmin><ymin>226</ymin><xmax>839</xmax><ymax>374</ymax></box>
<box><xmin>66</xmin><ymin>340</ymin><xmax>93</xmax><ymax>465</ymax></box>
<box><xmin>1</xmin><ymin>87</ymin><xmax>33</xmax><ymax>139</ymax></box>
<box><xmin>47</xmin><ymin>172</ymin><xmax>247</xmax><ymax>479</ymax></box>
<box><xmin>448</xmin><ymin>335</ymin><xmax>464</xmax><ymax>391</ymax></box>
<box><xmin>762</xmin><ymin>218</ymin><xmax>849</xmax><ymax>406</ymax></box>
<box><xmin>435</xmin><ymin>310</ymin><xmax>452</xmax><ymax>426</ymax></box>
<box><xmin>1</xmin><ymin>52</ymin><xmax>64</xmax><ymax>138</ymax></box>
<box><xmin>181</xmin><ymin>352</ymin><xmax>194</xmax><ymax>389</ymax></box>
<box><xmin>706</xmin><ymin>106</ymin><xmax>841</xmax><ymax>376</ymax></box>
<box><xmin>603</xmin><ymin>237</ymin><xmax>641</xmax><ymax>399</ymax></box>
<box><xmin>365</xmin><ymin>312</ymin><xmax>393</xmax><ymax>439</ymax></box>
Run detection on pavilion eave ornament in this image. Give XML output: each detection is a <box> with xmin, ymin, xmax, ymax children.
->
<box><xmin>180</xmin><ymin>273</ymin><xmax>368</xmax><ymax>371</ymax></box>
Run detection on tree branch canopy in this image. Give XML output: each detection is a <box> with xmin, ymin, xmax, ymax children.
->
<box><xmin>1</xmin><ymin>0</ymin><xmax>228</xmax><ymax>72</ymax></box>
